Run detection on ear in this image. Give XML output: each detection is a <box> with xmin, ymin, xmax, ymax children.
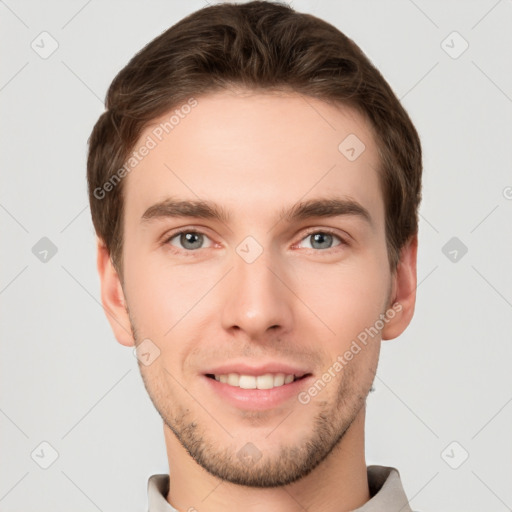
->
<box><xmin>96</xmin><ymin>238</ymin><xmax>134</xmax><ymax>347</ymax></box>
<box><xmin>382</xmin><ymin>234</ymin><xmax>418</xmax><ymax>341</ymax></box>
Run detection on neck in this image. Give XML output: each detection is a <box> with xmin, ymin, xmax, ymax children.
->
<box><xmin>163</xmin><ymin>407</ymin><xmax>370</xmax><ymax>512</ymax></box>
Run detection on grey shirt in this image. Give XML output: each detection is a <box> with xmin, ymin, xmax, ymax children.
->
<box><xmin>146</xmin><ymin>465</ymin><xmax>412</xmax><ymax>511</ymax></box>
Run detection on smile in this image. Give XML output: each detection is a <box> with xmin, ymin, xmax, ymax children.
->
<box><xmin>206</xmin><ymin>372</ymin><xmax>308</xmax><ymax>389</ymax></box>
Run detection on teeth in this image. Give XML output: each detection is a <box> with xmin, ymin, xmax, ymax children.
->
<box><xmin>213</xmin><ymin>372</ymin><xmax>298</xmax><ymax>389</ymax></box>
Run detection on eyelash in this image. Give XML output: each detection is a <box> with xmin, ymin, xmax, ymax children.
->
<box><xmin>162</xmin><ymin>227</ymin><xmax>349</xmax><ymax>257</ymax></box>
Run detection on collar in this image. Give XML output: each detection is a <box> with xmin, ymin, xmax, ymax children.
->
<box><xmin>147</xmin><ymin>465</ymin><xmax>412</xmax><ymax>512</ymax></box>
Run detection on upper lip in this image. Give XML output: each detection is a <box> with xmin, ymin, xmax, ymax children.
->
<box><xmin>204</xmin><ymin>362</ymin><xmax>311</xmax><ymax>378</ymax></box>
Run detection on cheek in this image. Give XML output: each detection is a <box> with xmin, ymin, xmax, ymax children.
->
<box><xmin>123</xmin><ymin>249</ymin><xmax>221</xmax><ymax>344</ymax></box>
<box><xmin>291</xmin><ymin>257</ymin><xmax>389</xmax><ymax>346</ymax></box>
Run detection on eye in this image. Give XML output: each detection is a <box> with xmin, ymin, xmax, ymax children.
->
<box><xmin>297</xmin><ymin>230</ymin><xmax>347</xmax><ymax>251</ymax></box>
<box><xmin>165</xmin><ymin>230</ymin><xmax>213</xmax><ymax>252</ymax></box>
<box><xmin>163</xmin><ymin>228</ymin><xmax>348</xmax><ymax>255</ymax></box>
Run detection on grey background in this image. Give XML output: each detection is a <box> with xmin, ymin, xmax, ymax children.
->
<box><xmin>1</xmin><ymin>0</ymin><xmax>511</xmax><ymax>511</ymax></box>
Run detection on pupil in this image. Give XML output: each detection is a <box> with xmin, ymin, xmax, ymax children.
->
<box><xmin>312</xmin><ymin>233</ymin><xmax>331</xmax><ymax>249</ymax></box>
<box><xmin>182</xmin><ymin>232</ymin><xmax>202</xmax><ymax>249</ymax></box>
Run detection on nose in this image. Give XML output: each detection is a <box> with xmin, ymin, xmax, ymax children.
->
<box><xmin>220</xmin><ymin>244</ymin><xmax>294</xmax><ymax>341</ymax></box>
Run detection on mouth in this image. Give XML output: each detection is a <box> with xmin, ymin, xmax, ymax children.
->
<box><xmin>203</xmin><ymin>370</ymin><xmax>314</xmax><ymax>411</ymax></box>
<box><xmin>205</xmin><ymin>372</ymin><xmax>311</xmax><ymax>390</ymax></box>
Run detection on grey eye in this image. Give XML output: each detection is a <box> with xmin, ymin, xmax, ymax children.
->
<box><xmin>300</xmin><ymin>232</ymin><xmax>342</xmax><ymax>250</ymax></box>
<box><xmin>168</xmin><ymin>231</ymin><xmax>211</xmax><ymax>251</ymax></box>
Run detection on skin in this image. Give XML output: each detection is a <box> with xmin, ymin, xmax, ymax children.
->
<box><xmin>97</xmin><ymin>89</ymin><xmax>417</xmax><ymax>512</ymax></box>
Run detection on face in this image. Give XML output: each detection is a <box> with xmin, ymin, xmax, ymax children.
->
<box><xmin>103</xmin><ymin>90</ymin><xmax>406</xmax><ymax>487</ymax></box>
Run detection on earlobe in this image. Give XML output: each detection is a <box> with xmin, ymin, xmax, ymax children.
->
<box><xmin>96</xmin><ymin>238</ymin><xmax>134</xmax><ymax>347</ymax></box>
<box><xmin>381</xmin><ymin>234</ymin><xmax>418</xmax><ymax>341</ymax></box>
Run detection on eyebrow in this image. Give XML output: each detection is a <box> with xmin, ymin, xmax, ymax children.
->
<box><xmin>141</xmin><ymin>196</ymin><xmax>372</xmax><ymax>227</ymax></box>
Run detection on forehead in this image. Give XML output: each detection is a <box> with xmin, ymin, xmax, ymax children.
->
<box><xmin>123</xmin><ymin>90</ymin><xmax>384</xmax><ymax>229</ymax></box>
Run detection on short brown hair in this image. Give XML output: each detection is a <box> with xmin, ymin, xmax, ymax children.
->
<box><xmin>87</xmin><ymin>0</ymin><xmax>422</xmax><ymax>278</ymax></box>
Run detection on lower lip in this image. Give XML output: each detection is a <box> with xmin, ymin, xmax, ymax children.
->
<box><xmin>203</xmin><ymin>375</ymin><xmax>313</xmax><ymax>411</ymax></box>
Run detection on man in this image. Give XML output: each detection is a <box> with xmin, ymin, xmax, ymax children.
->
<box><xmin>87</xmin><ymin>1</ymin><xmax>422</xmax><ymax>510</ymax></box>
